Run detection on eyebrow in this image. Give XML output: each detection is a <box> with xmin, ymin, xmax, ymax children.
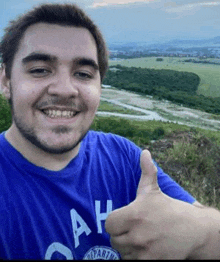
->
<box><xmin>22</xmin><ymin>52</ymin><xmax>99</xmax><ymax>71</ymax></box>
<box><xmin>22</xmin><ymin>52</ymin><xmax>57</xmax><ymax>64</ymax></box>
<box><xmin>74</xmin><ymin>57</ymin><xmax>99</xmax><ymax>71</ymax></box>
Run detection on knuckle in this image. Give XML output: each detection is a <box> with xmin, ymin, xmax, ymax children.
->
<box><xmin>129</xmin><ymin>203</ymin><xmax>145</xmax><ymax>221</ymax></box>
<box><xmin>128</xmin><ymin>227</ymin><xmax>148</xmax><ymax>249</ymax></box>
<box><xmin>153</xmin><ymin>164</ymin><xmax>158</xmax><ymax>173</ymax></box>
<box><xmin>132</xmin><ymin>234</ymin><xmax>146</xmax><ymax>249</ymax></box>
<box><xmin>126</xmin><ymin>207</ymin><xmax>141</xmax><ymax>225</ymax></box>
<box><xmin>105</xmin><ymin>212</ymin><xmax>115</xmax><ymax>234</ymax></box>
<box><xmin>109</xmin><ymin>237</ymin><xmax>117</xmax><ymax>250</ymax></box>
<box><xmin>122</xmin><ymin>253</ymin><xmax>134</xmax><ymax>260</ymax></box>
<box><xmin>143</xmin><ymin>149</ymin><xmax>151</xmax><ymax>157</ymax></box>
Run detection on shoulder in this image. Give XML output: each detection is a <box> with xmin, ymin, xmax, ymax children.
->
<box><xmin>84</xmin><ymin>130</ymin><xmax>142</xmax><ymax>174</ymax></box>
<box><xmin>83</xmin><ymin>130</ymin><xmax>142</xmax><ymax>193</ymax></box>
<box><xmin>85</xmin><ymin>130</ymin><xmax>141</xmax><ymax>154</ymax></box>
<box><xmin>0</xmin><ymin>132</ymin><xmax>8</xmax><ymax>156</ymax></box>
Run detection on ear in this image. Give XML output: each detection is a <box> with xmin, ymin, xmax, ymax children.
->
<box><xmin>0</xmin><ymin>65</ymin><xmax>11</xmax><ymax>100</ymax></box>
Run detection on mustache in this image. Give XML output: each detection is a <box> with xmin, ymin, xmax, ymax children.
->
<box><xmin>36</xmin><ymin>98</ymin><xmax>80</xmax><ymax>109</ymax></box>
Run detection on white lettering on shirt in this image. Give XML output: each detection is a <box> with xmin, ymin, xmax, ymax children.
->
<box><xmin>45</xmin><ymin>242</ymin><xmax>73</xmax><ymax>259</ymax></box>
<box><xmin>95</xmin><ymin>200</ymin><xmax>113</xmax><ymax>234</ymax></box>
<box><xmin>70</xmin><ymin>208</ymin><xmax>92</xmax><ymax>248</ymax></box>
<box><xmin>45</xmin><ymin>200</ymin><xmax>114</xmax><ymax>259</ymax></box>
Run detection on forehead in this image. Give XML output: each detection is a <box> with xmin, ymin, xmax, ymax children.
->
<box><xmin>14</xmin><ymin>23</ymin><xmax>98</xmax><ymax>63</ymax></box>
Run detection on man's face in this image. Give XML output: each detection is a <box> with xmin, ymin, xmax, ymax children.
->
<box><xmin>5</xmin><ymin>23</ymin><xmax>101</xmax><ymax>154</ymax></box>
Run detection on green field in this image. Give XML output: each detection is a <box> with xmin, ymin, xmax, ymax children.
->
<box><xmin>109</xmin><ymin>57</ymin><xmax>220</xmax><ymax>98</ymax></box>
<box><xmin>98</xmin><ymin>100</ymin><xmax>145</xmax><ymax>115</ymax></box>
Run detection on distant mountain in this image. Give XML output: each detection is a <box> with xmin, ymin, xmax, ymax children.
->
<box><xmin>146</xmin><ymin>36</ymin><xmax>220</xmax><ymax>50</ymax></box>
<box><xmin>166</xmin><ymin>36</ymin><xmax>220</xmax><ymax>47</ymax></box>
<box><xmin>212</xmin><ymin>36</ymin><xmax>220</xmax><ymax>44</ymax></box>
<box><xmin>109</xmin><ymin>36</ymin><xmax>220</xmax><ymax>51</ymax></box>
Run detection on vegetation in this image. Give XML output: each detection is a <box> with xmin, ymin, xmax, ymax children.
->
<box><xmin>104</xmin><ymin>65</ymin><xmax>200</xmax><ymax>94</ymax></box>
<box><xmin>98</xmin><ymin>100</ymin><xmax>145</xmax><ymax>115</ymax></box>
<box><xmin>148</xmin><ymin>130</ymin><xmax>220</xmax><ymax>210</ymax></box>
<box><xmin>0</xmin><ymin>94</ymin><xmax>11</xmax><ymax>132</ymax></box>
<box><xmin>156</xmin><ymin>58</ymin><xmax>164</xmax><ymax>62</ymax></box>
<box><xmin>91</xmin><ymin>115</ymin><xmax>220</xmax><ymax>210</ymax></box>
<box><xmin>109</xmin><ymin>57</ymin><xmax>220</xmax><ymax>98</ymax></box>
<box><xmin>103</xmin><ymin>65</ymin><xmax>220</xmax><ymax>115</ymax></box>
<box><xmin>91</xmin><ymin>116</ymin><xmax>168</xmax><ymax>146</ymax></box>
<box><xmin>183</xmin><ymin>58</ymin><xmax>220</xmax><ymax>66</ymax></box>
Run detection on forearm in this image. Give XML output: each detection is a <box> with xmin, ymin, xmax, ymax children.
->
<box><xmin>187</xmin><ymin>206</ymin><xmax>220</xmax><ymax>259</ymax></box>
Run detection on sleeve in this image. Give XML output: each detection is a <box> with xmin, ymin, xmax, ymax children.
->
<box><xmin>154</xmin><ymin>160</ymin><xmax>196</xmax><ymax>204</ymax></box>
<box><xmin>108</xmin><ymin>133</ymin><xmax>196</xmax><ymax>205</ymax></box>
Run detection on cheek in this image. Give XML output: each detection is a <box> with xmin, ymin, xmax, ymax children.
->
<box><xmin>83</xmin><ymin>85</ymin><xmax>101</xmax><ymax>110</ymax></box>
<box><xmin>19</xmin><ymin>82</ymin><xmax>38</xmax><ymax>96</ymax></box>
<box><xmin>11</xmin><ymin>80</ymin><xmax>40</xmax><ymax>104</ymax></box>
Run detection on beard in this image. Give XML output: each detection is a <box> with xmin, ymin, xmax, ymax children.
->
<box><xmin>10</xmin><ymin>85</ymin><xmax>91</xmax><ymax>155</ymax></box>
<box><xmin>13</xmin><ymin>119</ymin><xmax>89</xmax><ymax>154</ymax></box>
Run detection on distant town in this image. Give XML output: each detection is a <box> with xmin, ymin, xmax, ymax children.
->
<box><xmin>109</xmin><ymin>36</ymin><xmax>220</xmax><ymax>62</ymax></box>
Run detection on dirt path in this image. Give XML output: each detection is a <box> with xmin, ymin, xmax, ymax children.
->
<box><xmin>98</xmin><ymin>88</ymin><xmax>220</xmax><ymax>131</ymax></box>
<box><xmin>99</xmin><ymin>97</ymin><xmax>166</xmax><ymax>121</ymax></box>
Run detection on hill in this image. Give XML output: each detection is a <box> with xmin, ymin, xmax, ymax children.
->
<box><xmin>104</xmin><ymin>65</ymin><xmax>220</xmax><ymax>115</ymax></box>
<box><xmin>109</xmin><ymin>57</ymin><xmax>220</xmax><ymax>98</ymax></box>
<box><xmin>148</xmin><ymin>130</ymin><xmax>220</xmax><ymax>209</ymax></box>
<box><xmin>92</xmin><ymin>115</ymin><xmax>220</xmax><ymax>210</ymax></box>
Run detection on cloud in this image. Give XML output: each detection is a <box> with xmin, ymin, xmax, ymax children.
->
<box><xmin>89</xmin><ymin>0</ymin><xmax>157</xmax><ymax>8</ymax></box>
<box><xmin>165</xmin><ymin>1</ymin><xmax>220</xmax><ymax>13</ymax></box>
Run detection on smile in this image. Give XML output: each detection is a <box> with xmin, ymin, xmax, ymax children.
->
<box><xmin>42</xmin><ymin>109</ymin><xmax>78</xmax><ymax>118</ymax></box>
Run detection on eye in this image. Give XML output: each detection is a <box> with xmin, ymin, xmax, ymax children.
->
<box><xmin>74</xmin><ymin>71</ymin><xmax>93</xmax><ymax>80</ymax></box>
<box><xmin>29</xmin><ymin>68</ymin><xmax>52</xmax><ymax>77</ymax></box>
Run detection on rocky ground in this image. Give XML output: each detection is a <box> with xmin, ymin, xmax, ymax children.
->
<box><xmin>100</xmin><ymin>88</ymin><xmax>220</xmax><ymax>131</ymax></box>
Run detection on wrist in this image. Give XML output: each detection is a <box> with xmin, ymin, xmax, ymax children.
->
<box><xmin>187</xmin><ymin>207</ymin><xmax>220</xmax><ymax>259</ymax></box>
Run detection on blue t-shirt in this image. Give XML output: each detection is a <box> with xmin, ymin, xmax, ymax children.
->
<box><xmin>0</xmin><ymin>130</ymin><xmax>195</xmax><ymax>259</ymax></box>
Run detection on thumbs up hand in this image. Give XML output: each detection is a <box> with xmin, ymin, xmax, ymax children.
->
<box><xmin>136</xmin><ymin>150</ymin><xmax>159</xmax><ymax>195</ymax></box>
<box><xmin>105</xmin><ymin>150</ymin><xmax>207</xmax><ymax>260</ymax></box>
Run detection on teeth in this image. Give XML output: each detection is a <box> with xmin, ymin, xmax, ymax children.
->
<box><xmin>42</xmin><ymin>109</ymin><xmax>76</xmax><ymax>118</ymax></box>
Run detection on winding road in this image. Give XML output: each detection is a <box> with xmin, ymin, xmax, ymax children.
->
<box><xmin>97</xmin><ymin>97</ymin><xmax>167</xmax><ymax>121</ymax></box>
<box><xmin>97</xmin><ymin>88</ymin><xmax>220</xmax><ymax>131</ymax></box>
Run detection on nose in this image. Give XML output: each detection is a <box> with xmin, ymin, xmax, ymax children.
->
<box><xmin>47</xmin><ymin>70</ymin><xmax>79</xmax><ymax>98</ymax></box>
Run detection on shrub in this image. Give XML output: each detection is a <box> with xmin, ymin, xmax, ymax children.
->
<box><xmin>91</xmin><ymin>116</ymin><xmax>165</xmax><ymax>147</ymax></box>
<box><xmin>156</xmin><ymin>58</ymin><xmax>163</xmax><ymax>62</ymax></box>
<box><xmin>0</xmin><ymin>94</ymin><xmax>12</xmax><ymax>132</ymax></box>
<box><xmin>149</xmin><ymin>130</ymin><xmax>220</xmax><ymax>209</ymax></box>
<box><xmin>151</xmin><ymin>127</ymin><xmax>165</xmax><ymax>140</ymax></box>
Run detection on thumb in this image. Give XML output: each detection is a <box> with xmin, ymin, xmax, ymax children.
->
<box><xmin>137</xmin><ymin>149</ymin><xmax>159</xmax><ymax>196</ymax></box>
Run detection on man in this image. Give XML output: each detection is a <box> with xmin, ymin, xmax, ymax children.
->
<box><xmin>0</xmin><ymin>2</ymin><xmax>219</xmax><ymax>260</ymax></box>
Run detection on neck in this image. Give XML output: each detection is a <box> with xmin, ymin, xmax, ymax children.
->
<box><xmin>5</xmin><ymin>127</ymin><xmax>80</xmax><ymax>171</ymax></box>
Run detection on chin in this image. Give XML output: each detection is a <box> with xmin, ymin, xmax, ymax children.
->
<box><xmin>40</xmin><ymin>144</ymin><xmax>78</xmax><ymax>154</ymax></box>
<box><xmin>36</xmin><ymin>130</ymin><xmax>90</xmax><ymax>155</ymax></box>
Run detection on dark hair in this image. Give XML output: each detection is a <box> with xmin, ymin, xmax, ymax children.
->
<box><xmin>0</xmin><ymin>3</ymin><xmax>108</xmax><ymax>82</ymax></box>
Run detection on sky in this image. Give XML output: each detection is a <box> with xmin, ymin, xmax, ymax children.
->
<box><xmin>0</xmin><ymin>0</ymin><xmax>220</xmax><ymax>45</ymax></box>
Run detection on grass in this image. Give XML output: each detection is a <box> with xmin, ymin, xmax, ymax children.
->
<box><xmin>109</xmin><ymin>57</ymin><xmax>220</xmax><ymax>98</ymax></box>
<box><xmin>149</xmin><ymin>131</ymin><xmax>220</xmax><ymax>209</ymax></box>
<box><xmin>91</xmin><ymin>115</ymin><xmax>194</xmax><ymax>147</ymax></box>
<box><xmin>91</xmin><ymin>115</ymin><xmax>220</xmax><ymax>209</ymax></box>
<box><xmin>98</xmin><ymin>100</ymin><xmax>145</xmax><ymax>115</ymax></box>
